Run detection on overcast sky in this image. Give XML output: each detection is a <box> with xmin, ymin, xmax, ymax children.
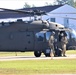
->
<box><xmin>0</xmin><ymin>0</ymin><xmax>55</xmax><ymax>9</ymax></box>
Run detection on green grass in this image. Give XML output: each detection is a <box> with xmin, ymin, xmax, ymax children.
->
<box><xmin>0</xmin><ymin>50</ymin><xmax>76</xmax><ymax>75</ymax></box>
<box><xmin>0</xmin><ymin>52</ymin><xmax>34</xmax><ymax>57</ymax></box>
<box><xmin>0</xmin><ymin>59</ymin><xmax>76</xmax><ymax>75</ymax></box>
<box><xmin>66</xmin><ymin>50</ymin><xmax>76</xmax><ymax>54</ymax></box>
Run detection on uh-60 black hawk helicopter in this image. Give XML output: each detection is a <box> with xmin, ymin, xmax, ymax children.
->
<box><xmin>0</xmin><ymin>8</ymin><xmax>76</xmax><ymax>57</ymax></box>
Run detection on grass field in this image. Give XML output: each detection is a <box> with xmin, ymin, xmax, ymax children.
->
<box><xmin>0</xmin><ymin>50</ymin><xmax>76</xmax><ymax>75</ymax></box>
<box><xmin>0</xmin><ymin>52</ymin><xmax>34</xmax><ymax>57</ymax></box>
<box><xmin>0</xmin><ymin>59</ymin><xmax>76</xmax><ymax>75</ymax></box>
<box><xmin>66</xmin><ymin>50</ymin><xmax>76</xmax><ymax>54</ymax></box>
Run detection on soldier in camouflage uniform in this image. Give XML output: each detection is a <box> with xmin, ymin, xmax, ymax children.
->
<box><xmin>49</xmin><ymin>31</ymin><xmax>55</xmax><ymax>56</ymax></box>
<box><xmin>61</xmin><ymin>33</ymin><xmax>68</xmax><ymax>57</ymax></box>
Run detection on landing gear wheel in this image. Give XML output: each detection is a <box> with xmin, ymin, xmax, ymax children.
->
<box><xmin>44</xmin><ymin>49</ymin><xmax>51</xmax><ymax>57</ymax></box>
<box><xmin>34</xmin><ymin>51</ymin><xmax>41</xmax><ymax>57</ymax></box>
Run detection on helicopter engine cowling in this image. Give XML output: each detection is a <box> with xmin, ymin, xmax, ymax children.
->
<box><xmin>49</xmin><ymin>22</ymin><xmax>64</xmax><ymax>30</ymax></box>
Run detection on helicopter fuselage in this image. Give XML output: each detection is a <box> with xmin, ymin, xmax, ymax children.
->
<box><xmin>0</xmin><ymin>20</ymin><xmax>76</xmax><ymax>57</ymax></box>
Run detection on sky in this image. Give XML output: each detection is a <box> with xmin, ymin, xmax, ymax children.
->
<box><xmin>0</xmin><ymin>0</ymin><xmax>55</xmax><ymax>9</ymax></box>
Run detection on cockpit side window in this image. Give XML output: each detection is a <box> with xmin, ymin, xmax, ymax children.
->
<box><xmin>66</xmin><ymin>32</ymin><xmax>70</xmax><ymax>40</ymax></box>
<box><xmin>71</xmin><ymin>30</ymin><xmax>76</xmax><ymax>41</ymax></box>
<box><xmin>45</xmin><ymin>32</ymin><xmax>51</xmax><ymax>41</ymax></box>
<box><xmin>35</xmin><ymin>32</ymin><xmax>44</xmax><ymax>41</ymax></box>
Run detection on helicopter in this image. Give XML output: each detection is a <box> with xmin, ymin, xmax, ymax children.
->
<box><xmin>0</xmin><ymin>8</ymin><xmax>76</xmax><ymax>57</ymax></box>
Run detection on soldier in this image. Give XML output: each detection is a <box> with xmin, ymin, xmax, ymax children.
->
<box><xmin>61</xmin><ymin>33</ymin><xmax>68</xmax><ymax>57</ymax></box>
<box><xmin>49</xmin><ymin>31</ymin><xmax>55</xmax><ymax>56</ymax></box>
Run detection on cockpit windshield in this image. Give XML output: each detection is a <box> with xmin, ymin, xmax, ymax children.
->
<box><xmin>71</xmin><ymin>29</ymin><xmax>76</xmax><ymax>40</ymax></box>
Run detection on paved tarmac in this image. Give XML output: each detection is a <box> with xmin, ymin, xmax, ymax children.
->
<box><xmin>25</xmin><ymin>74</ymin><xmax>76</xmax><ymax>75</ymax></box>
<box><xmin>34</xmin><ymin>74</ymin><xmax>76</xmax><ymax>75</ymax></box>
<box><xmin>0</xmin><ymin>54</ymin><xmax>76</xmax><ymax>61</ymax></box>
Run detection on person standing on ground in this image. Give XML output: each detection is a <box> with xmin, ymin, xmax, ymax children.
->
<box><xmin>49</xmin><ymin>31</ymin><xmax>55</xmax><ymax>56</ymax></box>
<box><xmin>61</xmin><ymin>33</ymin><xmax>68</xmax><ymax>57</ymax></box>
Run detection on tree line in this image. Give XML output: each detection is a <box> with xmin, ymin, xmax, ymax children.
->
<box><xmin>23</xmin><ymin>0</ymin><xmax>76</xmax><ymax>8</ymax></box>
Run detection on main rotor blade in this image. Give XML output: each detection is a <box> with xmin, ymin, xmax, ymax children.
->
<box><xmin>53</xmin><ymin>16</ymin><xmax>76</xmax><ymax>20</ymax></box>
<box><xmin>47</xmin><ymin>14</ymin><xmax>76</xmax><ymax>20</ymax></box>
<box><xmin>0</xmin><ymin>8</ymin><xmax>31</xmax><ymax>14</ymax></box>
<box><xmin>59</xmin><ymin>16</ymin><xmax>76</xmax><ymax>20</ymax></box>
<box><xmin>0</xmin><ymin>8</ymin><xmax>46</xmax><ymax>16</ymax></box>
<box><xmin>49</xmin><ymin>12</ymin><xmax>76</xmax><ymax>14</ymax></box>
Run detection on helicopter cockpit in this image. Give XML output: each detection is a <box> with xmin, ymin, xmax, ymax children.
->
<box><xmin>71</xmin><ymin>29</ymin><xmax>76</xmax><ymax>40</ymax></box>
<box><xmin>67</xmin><ymin>29</ymin><xmax>76</xmax><ymax>50</ymax></box>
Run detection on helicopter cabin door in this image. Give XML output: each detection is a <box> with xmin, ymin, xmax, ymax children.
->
<box><xmin>25</xmin><ymin>31</ymin><xmax>34</xmax><ymax>50</ymax></box>
<box><xmin>8</xmin><ymin>31</ymin><xmax>34</xmax><ymax>51</ymax></box>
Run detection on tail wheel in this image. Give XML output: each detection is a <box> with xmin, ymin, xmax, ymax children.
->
<box><xmin>34</xmin><ymin>51</ymin><xmax>41</xmax><ymax>57</ymax></box>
